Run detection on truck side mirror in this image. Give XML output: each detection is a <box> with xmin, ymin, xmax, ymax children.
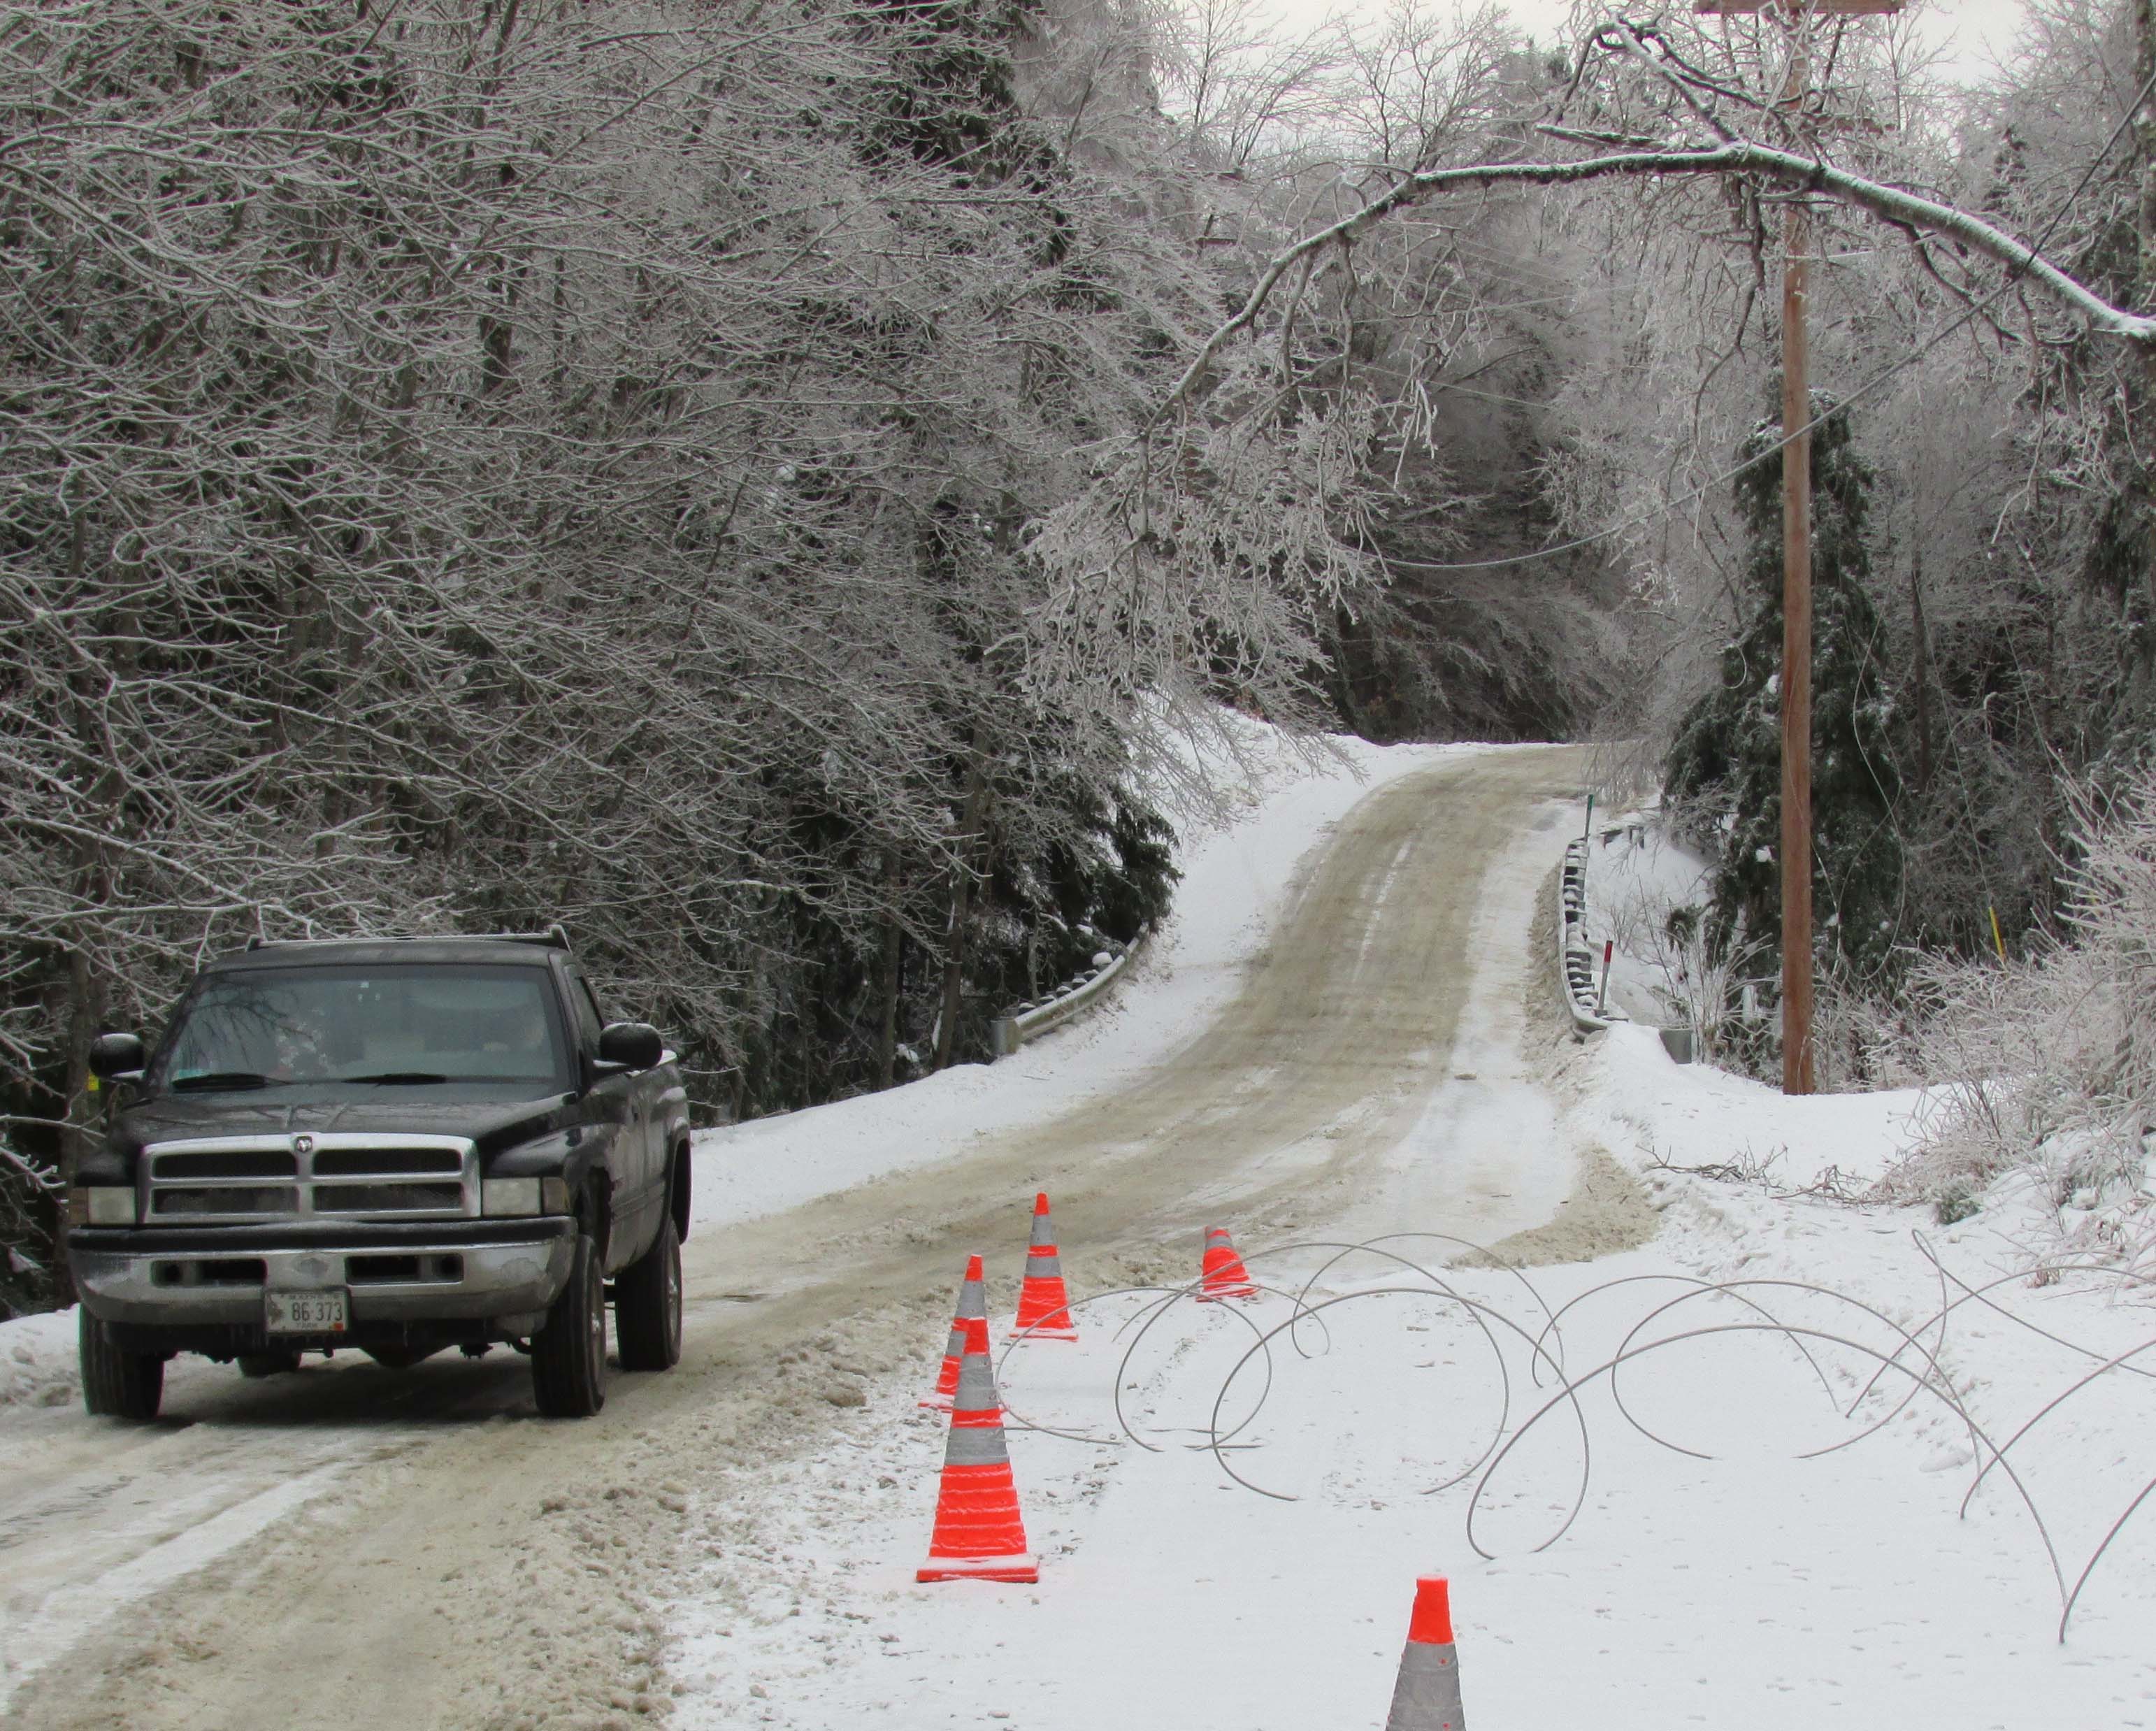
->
<box><xmin>89</xmin><ymin>1032</ymin><xmax>147</xmax><ymax>1081</ymax></box>
<box><xmin>596</xmin><ymin>1022</ymin><xmax>662</xmax><ymax>1072</ymax></box>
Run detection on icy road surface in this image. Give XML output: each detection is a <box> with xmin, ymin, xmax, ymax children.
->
<box><xmin>1</xmin><ymin>743</ymin><xmax>1591</xmax><ymax>1728</ymax></box>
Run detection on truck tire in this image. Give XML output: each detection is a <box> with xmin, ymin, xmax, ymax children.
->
<box><xmin>80</xmin><ymin>1308</ymin><xmax>164</xmax><ymax>1421</ymax></box>
<box><xmin>615</xmin><ymin>1214</ymin><xmax>682</xmax><ymax>1372</ymax></box>
<box><xmin>531</xmin><ymin>1233</ymin><xmax>607</xmax><ymax>1418</ymax></box>
<box><xmin>238</xmin><ymin>1350</ymin><xmax>301</xmax><ymax>1378</ymax></box>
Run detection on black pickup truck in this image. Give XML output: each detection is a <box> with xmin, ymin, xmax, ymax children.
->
<box><xmin>67</xmin><ymin>930</ymin><xmax>691</xmax><ymax>1420</ymax></box>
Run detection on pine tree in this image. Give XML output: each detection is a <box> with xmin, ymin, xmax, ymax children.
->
<box><xmin>1664</xmin><ymin>392</ymin><xmax>1904</xmax><ymax>1048</ymax></box>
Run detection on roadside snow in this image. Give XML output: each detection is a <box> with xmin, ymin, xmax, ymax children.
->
<box><xmin>1581</xmin><ymin>1021</ymin><xmax>1934</xmax><ymax>1189</ymax></box>
<box><xmin>690</xmin><ymin>731</ymin><xmax>1488</xmax><ymax>1230</ymax></box>
<box><xmin>663</xmin><ymin>842</ymin><xmax>2156</xmax><ymax>1731</ymax></box>
<box><xmin>665</xmin><ymin>1220</ymin><xmax>2156</xmax><ymax>1730</ymax></box>
<box><xmin>0</xmin><ymin>1309</ymin><xmax>76</xmax><ymax>1411</ymax></box>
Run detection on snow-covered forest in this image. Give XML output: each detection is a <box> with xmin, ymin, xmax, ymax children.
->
<box><xmin>6</xmin><ymin>0</ymin><xmax>2156</xmax><ymax>1312</ymax></box>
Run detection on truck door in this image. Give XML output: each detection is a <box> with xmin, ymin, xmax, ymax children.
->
<box><xmin>566</xmin><ymin>968</ymin><xmax>661</xmax><ymax>1265</ymax></box>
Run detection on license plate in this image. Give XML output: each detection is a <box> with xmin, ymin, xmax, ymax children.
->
<box><xmin>265</xmin><ymin>1288</ymin><xmax>348</xmax><ymax>1335</ymax></box>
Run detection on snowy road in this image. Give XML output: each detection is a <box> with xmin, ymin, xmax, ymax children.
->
<box><xmin>1</xmin><ymin>743</ymin><xmax>1592</xmax><ymax>1729</ymax></box>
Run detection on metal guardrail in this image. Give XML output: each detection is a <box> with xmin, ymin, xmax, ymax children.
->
<box><xmin>1558</xmin><ymin>836</ymin><xmax>1618</xmax><ymax>1034</ymax></box>
<box><xmin>988</xmin><ymin>926</ymin><xmax>1151</xmax><ymax>1057</ymax></box>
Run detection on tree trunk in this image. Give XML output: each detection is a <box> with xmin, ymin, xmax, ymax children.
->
<box><xmin>1910</xmin><ymin>550</ymin><xmax>1932</xmax><ymax>796</ymax></box>
<box><xmin>933</xmin><ymin>740</ymin><xmax>988</xmax><ymax>1072</ymax></box>
<box><xmin>51</xmin><ymin>505</ymin><xmax>128</xmax><ymax>1305</ymax></box>
<box><xmin>60</xmin><ymin>943</ymin><xmax>103</xmax><ymax>1168</ymax></box>
<box><xmin>1330</xmin><ymin>602</ymin><xmax>1367</xmax><ymax>736</ymax></box>
<box><xmin>875</xmin><ymin>861</ymin><xmax>904</xmax><ymax>1091</ymax></box>
<box><xmin>47</xmin><ymin>942</ymin><xmax>102</xmax><ymax>1309</ymax></box>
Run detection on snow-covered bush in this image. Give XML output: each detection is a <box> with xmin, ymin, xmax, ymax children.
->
<box><xmin>1882</xmin><ymin>773</ymin><xmax>2156</xmax><ymax>1268</ymax></box>
<box><xmin>1602</xmin><ymin>879</ymin><xmax>1764</xmax><ymax>1066</ymax></box>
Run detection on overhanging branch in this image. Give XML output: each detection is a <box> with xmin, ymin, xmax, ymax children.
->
<box><xmin>1161</xmin><ymin>138</ymin><xmax>2155</xmax><ymax>417</ymax></box>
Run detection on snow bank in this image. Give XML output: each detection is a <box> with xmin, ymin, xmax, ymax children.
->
<box><xmin>0</xmin><ymin>1307</ymin><xmax>78</xmax><ymax>1411</ymax></box>
<box><xmin>1577</xmin><ymin>1020</ymin><xmax>1933</xmax><ymax>1189</ymax></box>
<box><xmin>666</xmin><ymin>1026</ymin><xmax>2156</xmax><ymax>1731</ymax></box>
<box><xmin>691</xmin><ymin>728</ymin><xmax>1483</xmax><ymax>1230</ymax></box>
<box><xmin>663</xmin><ymin>842</ymin><xmax>2156</xmax><ymax>1731</ymax></box>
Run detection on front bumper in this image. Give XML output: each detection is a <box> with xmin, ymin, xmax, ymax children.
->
<box><xmin>69</xmin><ymin>1216</ymin><xmax>577</xmax><ymax>1330</ymax></box>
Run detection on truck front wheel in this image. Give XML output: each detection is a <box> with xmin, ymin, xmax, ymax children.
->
<box><xmin>615</xmin><ymin>1214</ymin><xmax>682</xmax><ymax>1372</ymax></box>
<box><xmin>531</xmin><ymin>1233</ymin><xmax>607</xmax><ymax>1418</ymax></box>
<box><xmin>80</xmin><ymin>1308</ymin><xmax>164</xmax><ymax>1421</ymax></box>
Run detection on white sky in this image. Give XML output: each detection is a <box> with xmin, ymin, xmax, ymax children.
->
<box><xmin>1500</xmin><ymin>0</ymin><xmax>2033</xmax><ymax>85</ymax></box>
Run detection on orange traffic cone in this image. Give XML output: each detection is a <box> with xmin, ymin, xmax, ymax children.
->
<box><xmin>1009</xmin><ymin>1191</ymin><xmax>1079</xmax><ymax>1341</ymax></box>
<box><xmin>916</xmin><ymin>1329</ymin><xmax>1037</xmax><ymax>1582</ymax></box>
<box><xmin>1384</xmin><ymin>1576</ymin><xmax>1466</xmax><ymax>1730</ymax></box>
<box><xmin>1198</xmin><ymin>1224</ymin><xmax>1259</xmax><ymax>1300</ymax></box>
<box><xmin>921</xmin><ymin>1254</ymin><xmax>989</xmax><ymax>1410</ymax></box>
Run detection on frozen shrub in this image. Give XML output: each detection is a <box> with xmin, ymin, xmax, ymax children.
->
<box><xmin>1883</xmin><ymin>773</ymin><xmax>2156</xmax><ymax>1270</ymax></box>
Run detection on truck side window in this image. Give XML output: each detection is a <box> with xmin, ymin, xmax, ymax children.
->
<box><xmin>566</xmin><ymin>974</ymin><xmax>603</xmax><ymax>1053</ymax></box>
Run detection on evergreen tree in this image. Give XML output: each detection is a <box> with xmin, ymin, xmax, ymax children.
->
<box><xmin>1664</xmin><ymin>392</ymin><xmax>1904</xmax><ymax>1049</ymax></box>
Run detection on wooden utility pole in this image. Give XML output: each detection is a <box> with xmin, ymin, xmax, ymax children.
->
<box><xmin>1695</xmin><ymin>0</ymin><xmax>1900</xmax><ymax>1095</ymax></box>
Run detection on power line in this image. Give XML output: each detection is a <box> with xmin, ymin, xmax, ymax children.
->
<box><xmin>1379</xmin><ymin>67</ymin><xmax>2156</xmax><ymax>576</ymax></box>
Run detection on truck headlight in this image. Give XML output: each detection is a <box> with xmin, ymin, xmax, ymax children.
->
<box><xmin>67</xmin><ymin>1187</ymin><xmax>134</xmax><ymax>1227</ymax></box>
<box><xmin>482</xmin><ymin>1177</ymin><xmax>571</xmax><ymax>1216</ymax></box>
<box><xmin>482</xmin><ymin>1178</ymin><xmax>541</xmax><ymax>1217</ymax></box>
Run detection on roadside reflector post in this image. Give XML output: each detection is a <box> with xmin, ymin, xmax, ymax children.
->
<box><xmin>1595</xmin><ymin>939</ymin><xmax>1614</xmax><ymax>1017</ymax></box>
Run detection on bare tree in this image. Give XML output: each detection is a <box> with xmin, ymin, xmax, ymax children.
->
<box><xmin>0</xmin><ymin>0</ymin><xmax>1415</xmax><ymax>1305</ymax></box>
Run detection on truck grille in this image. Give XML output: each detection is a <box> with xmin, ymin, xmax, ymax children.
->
<box><xmin>312</xmin><ymin>1181</ymin><xmax>463</xmax><ymax>1214</ymax></box>
<box><xmin>153</xmin><ymin>1185</ymin><xmax>301</xmax><ymax>1216</ymax></box>
<box><xmin>312</xmin><ymin>1148</ymin><xmax>461</xmax><ymax>1177</ymax></box>
<box><xmin>152</xmin><ymin>1150</ymin><xmax>296</xmax><ymax>1181</ymax></box>
<box><xmin>137</xmin><ymin>1134</ymin><xmax>478</xmax><ymax>1224</ymax></box>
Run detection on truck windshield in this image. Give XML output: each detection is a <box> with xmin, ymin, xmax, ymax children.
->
<box><xmin>157</xmin><ymin>965</ymin><xmax>570</xmax><ymax>1091</ymax></box>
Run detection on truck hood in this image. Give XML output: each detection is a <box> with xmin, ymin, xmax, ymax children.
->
<box><xmin>111</xmin><ymin>1090</ymin><xmax>577</xmax><ymax>1163</ymax></box>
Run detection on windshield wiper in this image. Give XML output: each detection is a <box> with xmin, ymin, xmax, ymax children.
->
<box><xmin>345</xmin><ymin>1072</ymin><xmax>454</xmax><ymax>1086</ymax></box>
<box><xmin>169</xmin><ymin>1072</ymin><xmax>275</xmax><ymax>1093</ymax></box>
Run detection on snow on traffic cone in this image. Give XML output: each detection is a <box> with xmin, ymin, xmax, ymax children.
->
<box><xmin>1384</xmin><ymin>1576</ymin><xmax>1466</xmax><ymax>1731</ymax></box>
<box><xmin>916</xmin><ymin>1330</ymin><xmax>1038</xmax><ymax>1583</ymax></box>
<box><xmin>921</xmin><ymin>1254</ymin><xmax>989</xmax><ymax>1410</ymax></box>
<box><xmin>1009</xmin><ymin>1191</ymin><xmax>1079</xmax><ymax>1342</ymax></box>
<box><xmin>1198</xmin><ymin>1224</ymin><xmax>1259</xmax><ymax>1300</ymax></box>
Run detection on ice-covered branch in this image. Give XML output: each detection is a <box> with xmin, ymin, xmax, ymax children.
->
<box><xmin>1165</xmin><ymin>137</ymin><xmax>2155</xmax><ymax>414</ymax></box>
